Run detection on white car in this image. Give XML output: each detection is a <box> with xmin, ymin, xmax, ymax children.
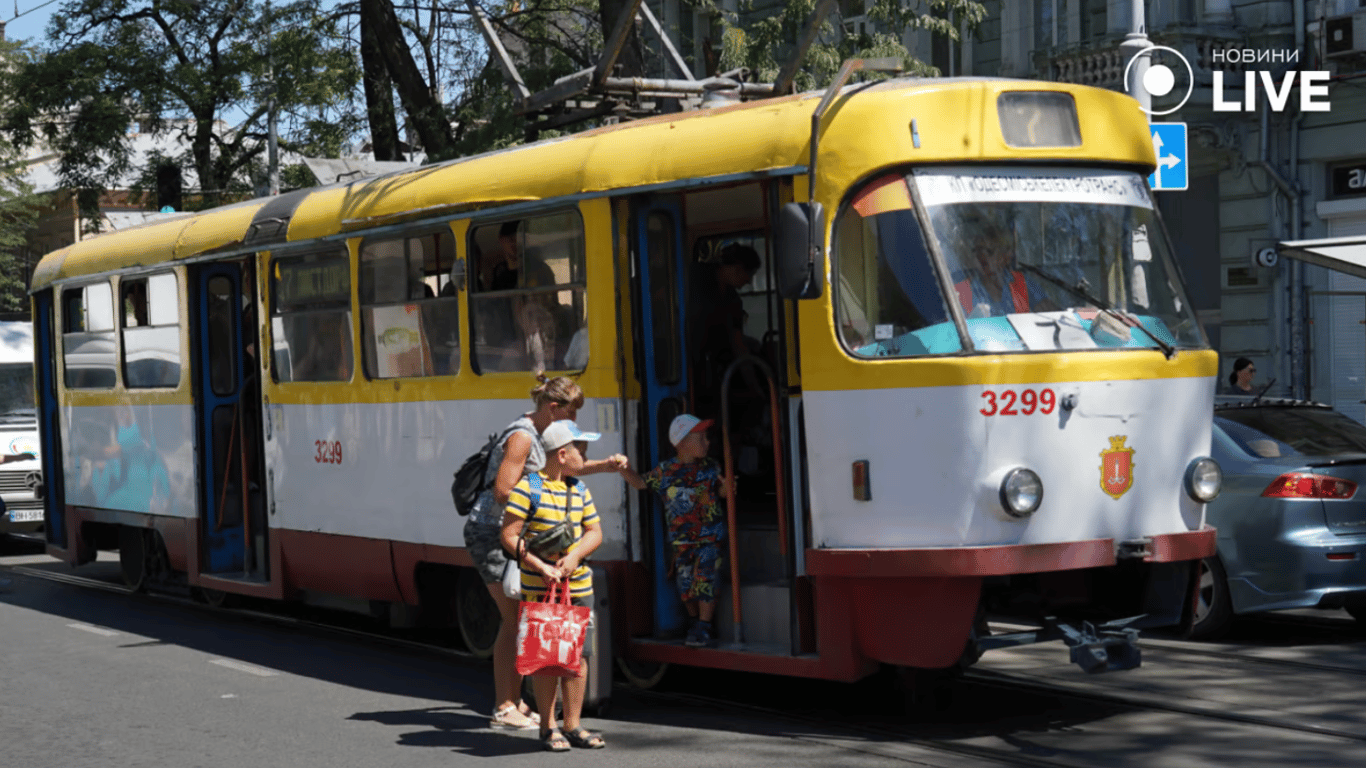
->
<box><xmin>0</xmin><ymin>321</ymin><xmax>43</xmax><ymax>535</ymax></box>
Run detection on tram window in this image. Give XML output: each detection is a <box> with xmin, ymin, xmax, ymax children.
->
<box><xmin>121</xmin><ymin>273</ymin><xmax>182</xmax><ymax>389</ymax></box>
<box><xmin>270</xmin><ymin>250</ymin><xmax>354</xmax><ymax>383</ymax></box>
<box><xmin>206</xmin><ymin>276</ymin><xmax>237</xmax><ymax>396</ymax></box>
<box><xmin>62</xmin><ymin>282</ymin><xmax>118</xmax><ymax>389</ymax></box>
<box><xmin>359</xmin><ymin>229</ymin><xmax>459</xmax><ymax>378</ymax></box>
<box><xmin>646</xmin><ymin>212</ymin><xmax>681</xmax><ymax>385</ymax></box>
<box><xmin>469</xmin><ymin>212</ymin><xmax>588</xmax><ymax>374</ymax></box>
<box><xmin>833</xmin><ymin>175</ymin><xmax>960</xmax><ymax>357</ymax></box>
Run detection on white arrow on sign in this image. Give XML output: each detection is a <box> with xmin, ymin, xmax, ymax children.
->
<box><xmin>1151</xmin><ymin>129</ymin><xmax>1182</xmax><ymax>189</ymax></box>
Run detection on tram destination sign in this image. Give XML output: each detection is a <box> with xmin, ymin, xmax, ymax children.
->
<box><xmin>275</xmin><ymin>257</ymin><xmax>351</xmax><ymax>309</ymax></box>
<box><xmin>1330</xmin><ymin>162</ymin><xmax>1366</xmax><ymax>199</ymax></box>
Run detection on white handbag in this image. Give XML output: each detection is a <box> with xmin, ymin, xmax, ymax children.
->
<box><xmin>501</xmin><ymin>558</ymin><xmax>522</xmax><ymax>599</ymax></box>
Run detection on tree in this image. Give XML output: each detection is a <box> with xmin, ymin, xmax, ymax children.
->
<box><xmin>443</xmin><ymin>0</ymin><xmax>987</xmax><ymax>155</ymax></box>
<box><xmin>3</xmin><ymin>0</ymin><xmax>361</xmax><ymax>222</ymax></box>
<box><xmin>0</xmin><ymin>38</ymin><xmax>44</xmax><ymax>311</ymax></box>
<box><xmin>708</xmin><ymin>0</ymin><xmax>987</xmax><ymax>88</ymax></box>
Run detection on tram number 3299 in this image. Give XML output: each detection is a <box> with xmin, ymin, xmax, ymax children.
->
<box><xmin>314</xmin><ymin>440</ymin><xmax>344</xmax><ymax>464</ymax></box>
<box><xmin>980</xmin><ymin>388</ymin><xmax>1057</xmax><ymax>417</ymax></box>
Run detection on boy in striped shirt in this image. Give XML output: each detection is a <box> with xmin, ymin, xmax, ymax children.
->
<box><xmin>499</xmin><ymin>419</ymin><xmax>606</xmax><ymax>751</ymax></box>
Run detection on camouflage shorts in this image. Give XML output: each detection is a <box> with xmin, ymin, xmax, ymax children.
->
<box><xmin>464</xmin><ymin>519</ymin><xmax>509</xmax><ymax>585</ymax></box>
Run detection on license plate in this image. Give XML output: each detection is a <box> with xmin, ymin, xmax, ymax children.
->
<box><xmin>7</xmin><ymin>509</ymin><xmax>43</xmax><ymax>523</ymax></box>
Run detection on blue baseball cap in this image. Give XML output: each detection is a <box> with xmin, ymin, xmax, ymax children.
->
<box><xmin>542</xmin><ymin>420</ymin><xmax>602</xmax><ymax>452</ymax></box>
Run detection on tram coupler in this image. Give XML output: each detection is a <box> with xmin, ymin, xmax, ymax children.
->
<box><xmin>1058</xmin><ymin>619</ymin><xmax>1141</xmax><ymax>674</ymax></box>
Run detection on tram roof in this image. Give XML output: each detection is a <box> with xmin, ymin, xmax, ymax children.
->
<box><xmin>32</xmin><ymin>76</ymin><xmax>1153</xmax><ymax>291</ymax></box>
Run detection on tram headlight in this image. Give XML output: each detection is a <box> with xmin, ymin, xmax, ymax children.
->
<box><xmin>1185</xmin><ymin>457</ymin><xmax>1222</xmax><ymax>503</ymax></box>
<box><xmin>999</xmin><ymin>468</ymin><xmax>1044</xmax><ymax>518</ymax></box>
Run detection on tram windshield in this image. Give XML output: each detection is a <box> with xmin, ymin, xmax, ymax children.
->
<box><xmin>834</xmin><ymin>166</ymin><xmax>1205</xmax><ymax>357</ymax></box>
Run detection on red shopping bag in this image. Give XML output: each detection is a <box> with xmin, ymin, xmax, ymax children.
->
<box><xmin>515</xmin><ymin>581</ymin><xmax>591</xmax><ymax>678</ymax></box>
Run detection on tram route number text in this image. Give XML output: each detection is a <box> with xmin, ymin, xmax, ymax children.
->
<box><xmin>980</xmin><ymin>388</ymin><xmax>1056</xmax><ymax>417</ymax></box>
<box><xmin>314</xmin><ymin>440</ymin><xmax>344</xmax><ymax>464</ymax></box>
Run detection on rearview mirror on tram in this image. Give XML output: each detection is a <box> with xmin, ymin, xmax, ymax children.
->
<box><xmin>775</xmin><ymin>202</ymin><xmax>825</xmax><ymax>300</ymax></box>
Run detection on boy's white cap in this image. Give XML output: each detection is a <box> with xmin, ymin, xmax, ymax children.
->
<box><xmin>668</xmin><ymin>414</ymin><xmax>714</xmax><ymax>447</ymax></box>
<box><xmin>542</xmin><ymin>420</ymin><xmax>601</xmax><ymax>452</ymax></box>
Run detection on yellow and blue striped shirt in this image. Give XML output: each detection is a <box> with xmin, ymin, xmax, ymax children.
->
<box><xmin>505</xmin><ymin>474</ymin><xmax>597</xmax><ymax>599</ymax></box>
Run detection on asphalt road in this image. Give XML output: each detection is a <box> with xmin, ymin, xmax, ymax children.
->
<box><xmin>0</xmin><ymin>539</ymin><xmax>977</xmax><ymax>768</ymax></box>
<box><xmin>7</xmin><ymin>534</ymin><xmax>1366</xmax><ymax>768</ymax></box>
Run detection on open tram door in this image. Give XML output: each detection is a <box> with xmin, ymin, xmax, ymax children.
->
<box><xmin>629</xmin><ymin>183</ymin><xmax>806</xmax><ymax>660</ymax></box>
<box><xmin>191</xmin><ymin>261</ymin><xmax>270</xmax><ymax>587</ymax></box>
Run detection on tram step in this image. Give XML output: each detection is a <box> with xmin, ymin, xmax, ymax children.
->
<box><xmin>713</xmin><ymin>580</ymin><xmax>791</xmax><ymax>649</ymax></box>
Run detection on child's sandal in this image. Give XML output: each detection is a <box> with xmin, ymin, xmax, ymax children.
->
<box><xmin>564</xmin><ymin>726</ymin><xmax>606</xmax><ymax>749</ymax></box>
<box><xmin>541</xmin><ymin>728</ymin><xmax>571</xmax><ymax>752</ymax></box>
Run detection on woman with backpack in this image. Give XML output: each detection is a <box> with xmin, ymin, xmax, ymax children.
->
<box><xmin>462</xmin><ymin>375</ymin><xmax>626</xmax><ymax>730</ymax></box>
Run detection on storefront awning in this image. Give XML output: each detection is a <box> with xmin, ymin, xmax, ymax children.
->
<box><xmin>1278</xmin><ymin>236</ymin><xmax>1366</xmax><ymax>280</ymax></box>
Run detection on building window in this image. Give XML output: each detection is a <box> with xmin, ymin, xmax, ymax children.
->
<box><xmin>1035</xmin><ymin>0</ymin><xmax>1054</xmax><ymax>49</ymax></box>
<box><xmin>271</xmin><ymin>249</ymin><xmax>354</xmax><ymax>382</ymax></box>
<box><xmin>1082</xmin><ymin>0</ymin><xmax>1105</xmax><ymax>41</ymax></box>
<box><xmin>359</xmin><ymin>228</ymin><xmax>459</xmax><ymax>378</ymax></box>
<box><xmin>62</xmin><ymin>282</ymin><xmax>118</xmax><ymax>389</ymax></box>
<box><xmin>121</xmin><ymin>273</ymin><xmax>181</xmax><ymax>388</ymax></box>
<box><xmin>469</xmin><ymin>213</ymin><xmax>588</xmax><ymax>373</ymax></box>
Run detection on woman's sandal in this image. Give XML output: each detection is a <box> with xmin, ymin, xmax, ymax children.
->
<box><xmin>563</xmin><ymin>726</ymin><xmax>606</xmax><ymax>749</ymax></box>
<box><xmin>490</xmin><ymin>704</ymin><xmax>538</xmax><ymax>730</ymax></box>
<box><xmin>541</xmin><ymin>728</ymin><xmax>571</xmax><ymax>752</ymax></box>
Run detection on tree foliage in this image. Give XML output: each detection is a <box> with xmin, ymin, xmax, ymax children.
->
<box><xmin>710</xmin><ymin>0</ymin><xmax>987</xmax><ymax>87</ymax></box>
<box><xmin>3</xmin><ymin>0</ymin><xmax>361</xmax><ymax>221</ymax></box>
<box><xmin>1</xmin><ymin>0</ymin><xmax>985</xmax><ymax>228</ymax></box>
<box><xmin>0</xmin><ymin>39</ymin><xmax>45</xmax><ymax>311</ymax></box>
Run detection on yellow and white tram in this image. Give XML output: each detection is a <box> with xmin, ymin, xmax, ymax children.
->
<box><xmin>31</xmin><ymin>72</ymin><xmax>1220</xmax><ymax>683</ymax></box>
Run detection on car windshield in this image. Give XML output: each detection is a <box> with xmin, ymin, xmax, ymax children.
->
<box><xmin>914</xmin><ymin>166</ymin><xmax>1205</xmax><ymax>353</ymax></box>
<box><xmin>1216</xmin><ymin>407</ymin><xmax>1366</xmax><ymax>458</ymax></box>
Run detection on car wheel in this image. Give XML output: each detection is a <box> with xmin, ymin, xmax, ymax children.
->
<box><xmin>1188</xmin><ymin>556</ymin><xmax>1233</xmax><ymax>640</ymax></box>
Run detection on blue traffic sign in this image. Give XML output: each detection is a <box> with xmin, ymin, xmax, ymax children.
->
<box><xmin>1148</xmin><ymin>122</ymin><xmax>1187</xmax><ymax>191</ymax></box>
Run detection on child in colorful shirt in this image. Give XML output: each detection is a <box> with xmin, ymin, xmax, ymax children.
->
<box><xmin>620</xmin><ymin>414</ymin><xmax>730</xmax><ymax>647</ymax></box>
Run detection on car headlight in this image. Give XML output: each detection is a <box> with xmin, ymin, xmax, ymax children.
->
<box><xmin>1185</xmin><ymin>457</ymin><xmax>1222</xmax><ymax>502</ymax></box>
<box><xmin>999</xmin><ymin>468</ymin><xmax>1043</xmax><ymax>518</ymax></box>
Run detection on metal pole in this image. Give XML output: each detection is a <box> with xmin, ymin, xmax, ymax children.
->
<box><xmin>1117</xmin><ymin>0</ymin><xmax>1151</xmax><ymax>121</ymax></box>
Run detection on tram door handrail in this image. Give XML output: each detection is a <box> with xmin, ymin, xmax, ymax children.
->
<box><xmin>718</xmin><ymin>354</ymin><xmax>789</xmax><ymax>645</ymax></box>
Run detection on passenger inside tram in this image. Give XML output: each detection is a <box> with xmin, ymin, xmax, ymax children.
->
<box><xmin>288</xmin><ymin>313</ymin><xmax>353</xmax><ymax>382</ymax></box>
<box><xmin>688</xmin><ymin>242</ymin><xmax>763</xmax><ymax>429</ymax></box>
<box><xmin>952</xmin><ymin>219</ymin><xmax>1053</xmax><ymax>317</ymax></box>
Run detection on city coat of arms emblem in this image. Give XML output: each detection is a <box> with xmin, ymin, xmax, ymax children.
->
<box><xmin>1099</xmin><ymin>436</ymin><xmax>1135</xmax><ymax>500</ymax></box>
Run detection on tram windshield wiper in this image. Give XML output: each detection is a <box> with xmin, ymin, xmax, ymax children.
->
<box><xmin>1016</xmin><ymin>263</ymin><xmax>1176</xmax><ymax>359</ymax></box>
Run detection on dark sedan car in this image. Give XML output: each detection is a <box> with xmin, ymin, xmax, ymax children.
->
<box><xmin>1193</xmin><ymin>397</ymin><xmax>1366</xmax><ymax>638</ymax></box>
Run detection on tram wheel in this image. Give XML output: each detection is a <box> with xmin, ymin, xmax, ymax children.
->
<box><xmin>616</xmin><ymin>657</ymin><xmax>669</xmax><ymax>689</ymax></box>
<box><xmin>197</xmin><ymin>587</ymin><xmax>237</xmax><ymax>609</ymax></box>
<box><xmin>118</xmin><ymin>526</ymin><xmax>147</xmax><ymax>592</ymax></box>
<box><xmin>455</xmin><ymin>568</ymin><xmax>499</xmax><ymax>659</ymax></box>
<box><xmin>1188</xmin><ymin>556</ymin><xmax>1232</xmax><ymax>641</ymax></box>
<box><xmin>894</xmin><ymin>666</ymin><xmax>958</xmax><ymax>715</ymax></box>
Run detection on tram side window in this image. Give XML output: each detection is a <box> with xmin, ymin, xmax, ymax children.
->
<box><xmin>62</xmin><ymin>282</ymin><xmax>118</xmax><ymax>389</ymax></box>
<box><xmin>833</xmin><ymin>175</ymin><xmax>960</xmax><ymax>357</ymax></box>
<box><xmin>469</xmin><ymin>212</ymin><xmax>588</xmax><ymax>373</ymax></box>
<box><xmin>121</xmin><ymin>273</ymin><xmax>182</xmax><ymax>388</ymax></box>
<box><xmin>359</xmin><ymin>229</ymin><xmax>459</xmax><ymax>378</ymax></box>
<box><xmin>271</xmin><ymin>250</ymin><xmax>354</xmax><ymax>383</ymax></box>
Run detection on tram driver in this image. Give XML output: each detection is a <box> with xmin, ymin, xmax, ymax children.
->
<box><xmin>952</xmin><ymin>218</ymin><xmax>1051</xmax><ymax>318</ymax></box>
